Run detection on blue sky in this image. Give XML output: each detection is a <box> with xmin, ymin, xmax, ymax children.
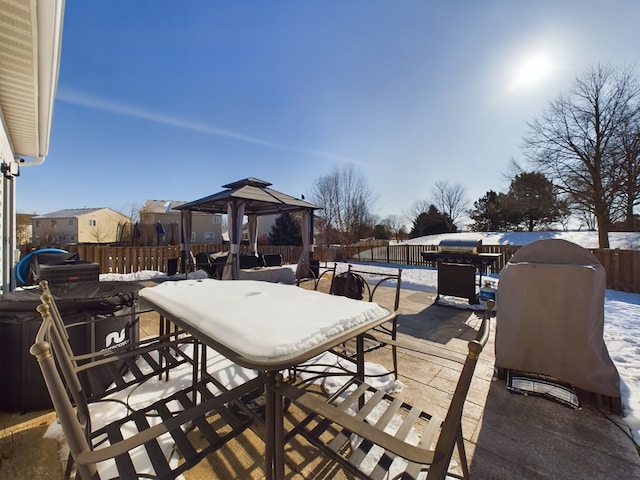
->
<box><xmin>16</xmin><ymin>1</ymin><xmax>640</xmax><ymax>226</ymax></box>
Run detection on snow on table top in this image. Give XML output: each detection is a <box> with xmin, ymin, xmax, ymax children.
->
<box><xmin>139</xmin><ymin>279</ymin><xmax>389</xmax><ymax>362</ymax></box>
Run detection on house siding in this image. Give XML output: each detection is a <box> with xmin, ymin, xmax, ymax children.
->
<box><xmin>32</xmin><ymin>208</ymin><xmax>130</xmax><ymax>246</ymax></box>
<box><xmin>1</xmin><ymin>123</ymin><xmax>15</xmax><ymax>290</ymax></box>
<box><xmin>139</xmin><ymin>200</ymin><xmax>223</xmax><ymax>246</ymax></box>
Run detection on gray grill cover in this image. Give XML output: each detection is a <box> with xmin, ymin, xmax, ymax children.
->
<box><xmin>496</xmin><ymin>239</ymin><xmax>620</xmax><ymax>398</ymax></box>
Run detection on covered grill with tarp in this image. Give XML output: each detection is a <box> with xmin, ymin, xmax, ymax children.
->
<box><xmin>0</xmin><ymin>281</ymin><xmax>141</xmax><ymax>411</ymax></box>
<box><xmin>496</xmin><ymin>239</ymin><xmax>621</xmax><ymax>413</ymax></box>
<box><xmin>175</xmin><ymin>178</ymin><xmax>320</xmax><ymax>280</ymax></box>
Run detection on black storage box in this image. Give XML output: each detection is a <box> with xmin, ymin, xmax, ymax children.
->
<box><xmin>167</xmin><ymin>258</ymin><xmax>178</xmax><ymax>276</ymax></box>
<box><xmin>239</xmin><ymin>254</ymin><xmax>263</xmax><ymax>269</ymax></box>
<box><xmin>310</xmin><ymin>258</ymin><xmax>320</xmax><ymax>278</ymax></box>
<box><xmin>263</xmin><ymin>253</ymin><xmax>283</xmax><ymax>267</ymax></box>
<box><xmin>39</xmin><ymin>260</ymin><xmax>100</xmax><ymax>286</ymax></box>
<box><xmin>0</xmin><ymin>281</ymin><xmax>141</xmax><ymax>412</ymax></box>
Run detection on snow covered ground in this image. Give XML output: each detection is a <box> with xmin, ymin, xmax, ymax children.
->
<box><xmin>90</xmin><ymin>232</ymin><xmax>640</xmax><ymax>471</ymax></box>
<box><xmin>102</xmin><ymin>254</ymin><xmax>640</xmax><ymax>448</ymax></box>
<box><xmin>398</xmin><ymin>230</ymin><xmax>640</xmax><ymax>250</ymax></box>
<box><xmin>43</xmin><ymin>231</ymin><xmax>640</xmax><ymax>477</ymax></box>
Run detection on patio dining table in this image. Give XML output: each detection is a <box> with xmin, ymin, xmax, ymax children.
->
<box><xmin>139</xmin><ymin>278</ymin><xmax>393</xmax><ymax>479</ymax></box>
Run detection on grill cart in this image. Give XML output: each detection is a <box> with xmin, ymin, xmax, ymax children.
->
<box><xmin>422</xmin><ymin>239</ymin><xmax>500</xmax><ymax>305</ymax></box>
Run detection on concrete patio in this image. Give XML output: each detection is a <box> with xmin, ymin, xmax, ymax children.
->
<box><xmin>1</xmin><ymin>281</ymin><xmax>639</xmax><ymax>479</ymax></box>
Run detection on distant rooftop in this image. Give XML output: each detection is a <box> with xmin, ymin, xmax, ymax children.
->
<box><xmin>141</xmin><ymin>200</ymin><xmax>188</xmax><ymax>213</ymax></box>
<box><xmin>142</xmin><ymin>200</ymin><xmax>222</xmax><ymax>215</ymax></box>
<box><xmin>33</xmin><ymin>208</ymin><xmax>109</xmax><ymax>219</ymax></box>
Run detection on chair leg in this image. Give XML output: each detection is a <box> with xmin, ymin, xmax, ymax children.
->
<box><xmin>392</xmin><ymin>343</ymin><xmax>398</xmax><ymax>380</ymax></box>
<box><xmin>456</xmin><ymin>426</ymin><xmax>470</xmax><ymax>479</ymax></box>
<box><xmin>64</xmin><ymin>451</ymin><xmax>74</xmax><ymax>479</ymax></box>
<box><xmin>392</xmin><ymin>317</ymin><xmax>399</xmax><ymax>379</ymax></box>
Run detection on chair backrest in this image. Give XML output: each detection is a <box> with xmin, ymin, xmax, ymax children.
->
<box><xmin>31</xmin><ymin>281</ymin><xmax>98</xmax><ymax>479</ymax></box>
<box><xmin>330</xmin><ymin>264</ymin><xmax>402</xmax><ymax>313</ymax></box>
<box><xmin>296</xmin><ymin>262</ymin><xmax>337</xmax><ymax>290</ymax></box>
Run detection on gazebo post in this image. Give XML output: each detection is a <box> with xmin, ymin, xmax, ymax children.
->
<box><xmin>179</xmin><ymin>210</ymin><xmax>193</xmax><ymax>277</ymax></box>
<box><xmin>224</xmin><ymin>199</ymin><xmax>244</xmax><ymax>280</ymax></box>
<box><xmin>231</xmin><ymin>200</ymin><xmax>239</xmax><ymax>279</ymax></box>
<box><xmin>296</xmin><ymin>209</ymin><xmax>314</xmax><ymax>279</ymax></box>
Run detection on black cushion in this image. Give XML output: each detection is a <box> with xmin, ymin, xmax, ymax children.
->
<box><xmin>262</xmin><ymin>253</ymin><xmax>282</xmax><ymax>267</ymax></box>
<box><xmin>239</xmin><ymin>254</ymin><xmax>263</xmax><ymax>269</ymax></box>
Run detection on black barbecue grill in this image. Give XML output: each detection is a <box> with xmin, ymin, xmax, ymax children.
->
<box><xmin>421</xmin><ymin>239</ymin><xmax>500</xmax><ymax>304</ymax></box>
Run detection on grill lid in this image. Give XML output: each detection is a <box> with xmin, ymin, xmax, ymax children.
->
<box><xmin>437</xmin><ymin>239</ymin><xmax>482</xmax><ymax>254</ymax></box>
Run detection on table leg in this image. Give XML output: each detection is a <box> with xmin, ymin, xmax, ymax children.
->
<box><xmin>356</xmin><ymin>335</ymin><xmax>365</xmax><ymax>381</ymax></box>
<box><xmin>264</xmin><ymin>371</ymin><xmax>285</xmax><ymax>480</ymax></box>
<box><xmin>265</xmin><ymin>371</ymin><xmax>275</xmax><ymax>480</ymax></box>
<box><xmin>356</xmin><ymin>335</ymin><xmax>365</xmax><ymax>409</ymax></box>
<box><xmin>274</xmin><ymin>373</ymin><xmax>285</xmax><ymax>480</ymax></box>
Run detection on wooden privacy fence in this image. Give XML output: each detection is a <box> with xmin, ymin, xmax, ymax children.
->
<box><xmin>65</xmin><ymin>243</ymin><xmax>640</xmax><ymax>293</ymax></box>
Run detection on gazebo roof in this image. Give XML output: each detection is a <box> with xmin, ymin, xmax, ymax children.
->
<box><xmin>175</xmin><ymin>177</ymin><xmax>320</xmax><ymax>215</ymax></box>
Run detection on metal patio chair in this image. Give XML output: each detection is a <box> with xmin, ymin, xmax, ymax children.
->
<box><xmin>276</xmin><ymin>300</ymin><xmax>494</xmax><ymax>480</ymax></box>
<box><xmin>331</xmin><ymin>264</ymin><xmax>403</xmax><ymax>379</ymax></box>
<box><xmin>291</xmin><ymin>264</ymin><xmax>402</xmax><ymax>386</ymax></box>
<box><xmin>295</xmin><ymin>261</ymin><xmax>336</xmax><ymax>290</ymax></box>
<box><xmin>31</xmin><ymin>280</ymin><xmax>263</xmax><ymax>480</ymax></box>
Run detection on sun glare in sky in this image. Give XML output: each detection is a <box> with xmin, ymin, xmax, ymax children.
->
<box><xmin>505</xmin><ymin>52</ymin><xmax>554</xmax><ymax>94</ymax></box>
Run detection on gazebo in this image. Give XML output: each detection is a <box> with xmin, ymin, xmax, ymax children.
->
<box><xmin>175</xmin><ymin>178</ymin><xmax>321</xmax><ymax>279</ymax></box>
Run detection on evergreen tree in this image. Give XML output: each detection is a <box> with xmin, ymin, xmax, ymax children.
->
<box><xmin>372</xmin><ymin>223</ymin><xmax>391</xmax><ymax>240</ymax></box>
<box><xmin>506</xmin><ymin>172</ymin><xmax>568</xmax><ymax>231</ymax></box>
<box><xmin>409</xmin><ymin>205</ymin><xmax>457</xmax><ymax>238</ymax></box>
<box><xmin>469</xmin><ymin>190</ymin><xmax>511</xmax><ymax>231</ymax></box>
<box><xmin>268</xmin><ymin>213</ymin><xmax>302</xmax><ymax>245</ymax></box>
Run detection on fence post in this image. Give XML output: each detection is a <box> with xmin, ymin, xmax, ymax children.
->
<box><xmin>613</xmin><ymin>249</ymin><xmax>620</xmax><ymax>291</ymax></box>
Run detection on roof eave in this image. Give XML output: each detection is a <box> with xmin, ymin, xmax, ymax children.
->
<box><xmin>34</xmin><ymin>0</ymin><xmax>65</xmax><ymax>161</ymax></box>
<box><xmin>1</xmin><ymin>0</ymin><xmax>65</xmax><ymax>164</ymax></box>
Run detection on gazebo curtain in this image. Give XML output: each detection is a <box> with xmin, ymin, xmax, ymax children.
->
<box><xmin>223</xmin><ymin>200</ymin><xmax>245</xmax><ymax>280</ymax></box>
<box><xmin>296</xmin><ymin>209</ymin><xmax>312</xmax><ymax>278</ymax></box>
<box><xmin>180</xmin><ymin>210</ymin><xmax>193</xmax><ymax>274</ymax></box>
<box><xmin>248</xmin><ymin>214</ymin><xmax>258</xmax><ymax>255</ymax></box>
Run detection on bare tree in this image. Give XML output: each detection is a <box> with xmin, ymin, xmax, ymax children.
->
<box><xmin>89</xmin><ymin>224</ymin><xmax>110</xmax><ymax>244</ymax></box>
<box><xmin>404</xmin><ymin>199</ymin><xmax>430</xmax><ymax>225</ymax></box>
<box><xmin>382</xmin><ymin>214</ymin><xmax>406</xmax><ymax>242</ymax></box>
<box><xmin>309</xmin><ymin>165</ymin><xmax>377</xmax><ymax>246</ymax></box>
<box><xmin>579</xmin><ymin>211</ymin><xmax>598</xmax><ymax>231</ymax></box>
<box><xmin>524</xmin><ymin>63</ymin><xmax>640</xmax><ymax>247</ymax></box>
<box><xmin>431</xmin><ymin>180</ymin><xmax>469</xmax><ymax>229</ymax></box>
<box><xmin>616</xmin><ymin>118</ymin><xmax>640</xmax><ymax>230</ymax></box>
<box><xmin>118</xmin><ymin>202</ymin><xmax>140</xmax><ymax>244</ymax></box>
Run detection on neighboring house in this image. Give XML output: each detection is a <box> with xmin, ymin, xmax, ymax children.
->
<box><xmin>16</xmin><ymin>213</ymin><xmax>34</xmax><ymax>246</ymax></box>
<box><xmin>0</xmin><ymin>1</ymin><xmax>65</xmax><ymax>291</ymax></box>
<box><xmin>139</xmin><ymin>200</ymin><xmax>223</xmax><ymax>246</ymax></box>
<box><xmin>32</xmin><ymin>208</ymin><xmax>130</xmax><ymax>246</ymax></box>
